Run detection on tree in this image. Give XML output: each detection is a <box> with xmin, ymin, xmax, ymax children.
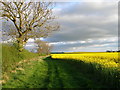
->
<box><xmin>1</xmin><ymin>1</ymin><xmax>59</xmax><ymax>51</ymax></box>
<box><xmin>35</xmin><ymin>40</ymin><xmax>52</xmax><ymax>55</ymax></box>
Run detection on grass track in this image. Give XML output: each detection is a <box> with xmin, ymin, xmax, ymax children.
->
<box><xmin>2</xmin><ymin>56</ymin><xmax>114</xmax><ymax>88</ymax></box>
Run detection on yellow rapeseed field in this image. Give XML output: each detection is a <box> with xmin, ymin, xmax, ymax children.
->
<box><xmin>51</xmin><ymin>52</ymin><xmax>119</xmax><ymax>69</ymax></box>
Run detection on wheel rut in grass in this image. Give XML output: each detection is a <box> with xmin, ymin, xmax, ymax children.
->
<box><xmin>43</xmin><ymin>58</ymin><xmax>64</xmax><ymax>88</ymax></box>
<box><xmin>43</xmin><ymin>57</ymin><xmax>103</xmax><ymax>88</ymax></box>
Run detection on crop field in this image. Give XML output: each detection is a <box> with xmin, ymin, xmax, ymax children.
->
<box><xmin>51</xmin><ymin>52</ymin><xmax>120</xmax><ymax>88</ymax></box>
<box><xmin>51</xmin><ymin>52</ymin><xmax>119</xmax><ymax>68</ymax></box>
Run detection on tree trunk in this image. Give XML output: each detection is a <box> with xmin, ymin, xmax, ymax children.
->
<box><xmin>17</xmin><ymin>38</ymin><xmax>27</xmax><ymax>52</ymax></box>
<box><xmin>17</xmin><ymin>40</ymin><xmax>23</xmax><ymax>52</ymax></box>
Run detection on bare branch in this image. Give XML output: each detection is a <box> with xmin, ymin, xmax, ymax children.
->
<box><xmin>1</xmin><ymin>1</ymin><xmax>60</xmax><ymax>51</ymax></box>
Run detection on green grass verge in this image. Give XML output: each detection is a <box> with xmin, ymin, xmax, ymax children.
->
<box><xmin>2</xmin><ymin>43</ymin><xmax>38</xmax><ymax>74</ymax></box>
<box><xmin>3</xmin><ymin>56</ymin><xmax>118</xmax><ymax>88</ymax></box>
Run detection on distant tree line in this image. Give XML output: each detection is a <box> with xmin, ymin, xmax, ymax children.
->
<box><xmin>106</xmin><ymin>50</ymin><xmax>120</xmax><ymax>52</ymax></box>
<box><xmin>51</xmin><ymin>52</ymin><xmax>64</xmax><ymax>54</ymax></box>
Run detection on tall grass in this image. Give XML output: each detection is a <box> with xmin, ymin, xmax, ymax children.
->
<box><xmin>2</xmin><ymin>43</ymin><xmax>38</xmax><ymax>74</ymax></box>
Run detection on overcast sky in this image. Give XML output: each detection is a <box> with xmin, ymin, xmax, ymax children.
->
<box><xmin>25</xmin><ymin>0</ymin><xmax>118</xmax><ymax>52</ymax></box>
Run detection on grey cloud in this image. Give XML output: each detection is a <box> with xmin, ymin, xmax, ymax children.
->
<box><xmin>57</xmin><ymin>2</ymin><xmax>117</xmax><ymax>16</ymax></box>
<box><xmin>51</xmin><ymin>42</ymin><xmax>118</xmax><ymax>52</ymax></box>
<box><xmin>46</xmin><ymin>2</ymin><xmax>118</xmax><ymax>44</ymax></box>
